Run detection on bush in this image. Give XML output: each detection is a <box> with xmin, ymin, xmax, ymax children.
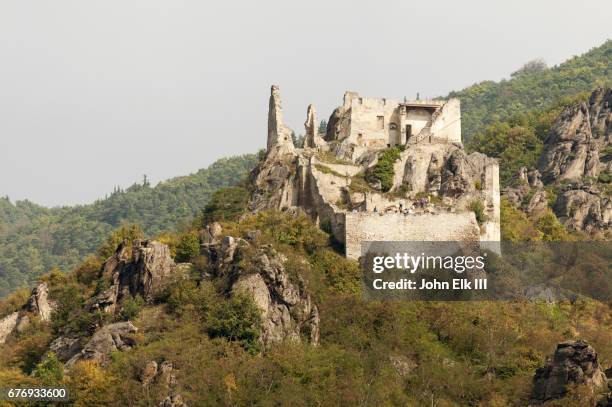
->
<box><xmin>68</xmin><ymin>360</ymin><xmax>115</xmax><ymax>407</ymax></box>
<box><xmin>535</xmin><ymin>210</ymin><xmax>570</xmax><ymax>241</ymax></box>
<box><xmin>32</xmin><ymin>353</ymin><xmax>63</xmax><ymax>385</ymax></box>
<box><xmin>368</xmin><ymin>147</ymin><xmax>403</xmax><ymax>192</ymax></box>
<box><xmin>118</xmin><ymin>295</ymin><xmax>144</xmax><ymax>321</ymax></box>
<box><xmin>468</xmin><ymin>199</ymin><xmax>487</xmax><ymax>224</ymax></box>
<box><xmin>167</xmin><ymin>280</ymin><xmax>215</xmax><ymax>318</ymax></box>
<box><xmin>207</xmin><ymin>293</ymin><xmax>262</xmax><ymax>354</ymax></box>
<box><xmin>175</xmin><ymin>231</ymin><xmax>200</xmax><ymax>262</ymax></box>
<box><xmin>500</xmin><ymin>198</ymin><xmax>542</xmax><ymax>241</ymax></box>
<box><xmin>97</xmin><ymin>224</ymin><xmax>144</xmax><ymax>260</ymax></box>
<box><xmin>75</xmin><ymin>255</ymin><xmax>103</xmax><ymax>286</ymax></box>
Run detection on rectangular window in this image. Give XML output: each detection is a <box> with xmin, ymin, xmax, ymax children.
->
<box><xmin>377</xmin><ymin>116</ymin><xmax>384</xmax><ymax>130</ymax></box>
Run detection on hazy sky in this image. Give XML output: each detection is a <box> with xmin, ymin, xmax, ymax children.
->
<box><xmin>0</xmin><ymin>1</ymin><xmax>610</xmax><ymax>207</ymax></box>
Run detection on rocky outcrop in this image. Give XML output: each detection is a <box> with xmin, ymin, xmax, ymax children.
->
<box><xmin>554</xmin><ymin>183</ymin><xmax>611</xmax><ymax>234</ymax></box>
<box><xmin>531</xmin><ymin>340</ymin><xmax>607</xmax><ymax>404</ymax></box>
<box><xmin>231</xmin><ymin>247</ymin><xmax>320</xmax><ymax>348</ymax></box>
<box><xmin>26</xmin><ymin>282</ymin><xmax>56</xmax><ymax>322</ymax></box>
<box><xmin>0</xmin><ymin>282</ymin><xmax>57</xmax><ymax>344</ymax></box>
<box><xmin>0</xmin><ymin>312</ymin><xmax>19</xmax><ymax>344</ymax></box>
<box><xmin>539</xmin><ymin>102</ymin><xmax>599</xmax><ymax>182</ymax></box>
<box><xmin>204</xmin><ymin>229</ymin><xmax>320</xmax><ymax>349</ymax></box>
<box><xmin>200</xmin><ymin>222</ymin><xmax>223</xmax><ymax>246</ymax></box>
<box><xmin>48</xmin><ymin>336</ymin><xmax>82</xmax><ymax>362</ymax></box>
<box><xmin>140</xmin><ymin>360</ymin><xmax>186</xmax><ymax>406</ymax></box>
<box><xmin>526</xmin><ymin>189</ymin><xmax>549</xmax><ymax>218</ymax></box>
<box><xmin>539</xmin><ymin>87</ymin><xmax>611</xmax><ymax>183</ymax></box>
<box><xmin>66</xmin><ymin>321</ymin><xmax>138</xmax><ymax>367</ymax></box>
<box><xmin>304</xmin><ymin>104</ymin><xmax>325</xmax><ymax>149</ymax></box>
<box><xmin>267</xmin><ymin>85</ymin><xmax>295</xmax><ymax>157</ymax></box>
<box><xmin>503</xmin><ymin>89</ymin><xmax>611</xmax><ymax>234</ymax></box>
<box><xmin>589</xmin><ymin>87</ymin><xmax>612</xmax><ymax>137</ymax></box>
<box><xmin>92</xmin><ymin>240</ymin><xmax>182</xmax><ymax>314</ymax></box>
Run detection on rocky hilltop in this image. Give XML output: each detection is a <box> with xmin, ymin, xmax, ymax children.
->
<box><xmin>250</xmin><ymin>86</ymin><xmax>501</xmax><ymax>258</ymax></box>
<box><xmin>504</xmin><ymin>87</ymin><xmax>611</xmax><ymax>237</ymax></box>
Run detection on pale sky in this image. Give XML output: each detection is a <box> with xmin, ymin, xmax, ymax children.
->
<box><xmin>0</xmin><ymin>0</ymin><xmax>610</xmax><ymax>207</ymax></box>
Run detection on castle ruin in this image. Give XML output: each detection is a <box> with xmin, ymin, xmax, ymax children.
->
<box><xmin>250</xmin><ymin>85</ymin><xmax>501</xmax><ymax>259</ymax></box>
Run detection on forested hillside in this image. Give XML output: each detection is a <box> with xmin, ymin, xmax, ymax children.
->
<box><xmin>0</xmin><ymin>154</ymin><xmax>258</xmax><ymax>297</ymax></box>
<box><xmin>450</xmin><ymin>40</ymin><xmax>611</xmax><ymax>141</ymax></box>
<box><xmin>1</xmin><ymin>40</ymin><xmax>610</xmax><ymax>298</ymax></box>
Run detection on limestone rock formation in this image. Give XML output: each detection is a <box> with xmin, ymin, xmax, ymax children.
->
<box><xmin>539</xmin><ymin>87</ymin><xmax>611</xmax><ymax>183</ymax></box>
<box><xmin>66</xmin><ymin>321</ymin><xmax>138</xmax><ymax>367</ymax></box>
<box><xmin>26</xmin><ymin>282</ymin><xmax>56</xmax><ymax>322</ymax></box>
<box><xmin>0</xmin><ymin>312</ymin><xmax>19</xmax><ymax>344</ymax></box>
<box><xmin>304</xmin><ymin>104</ymin><xmax>325</xmax><ymax>149</ymax></box>
<box><xmin>267</xmin><ymin>85</ymin><xmax>295</xmax><ymax>157</ymax></box>
<box><xmin>531</xmin><ymin>340</ymin><xmax>607</xmax><ymax>404</ymax></box>
<box><xmin>503</xmin><ymin>89</ymin><xmax>611</xmax><ymax>236</ymax></box>
<box><xmin>141</xmin><ymin>359</ymin><xmax>183</xmax><ymax>406</ymax></box>
<box><xmin>231</xmin><ymin>246</ymin><xmax>320</xmax><ymax>348</ymax></box>
<box><xmin>538</xmin><ymin>102</ymin><xmax>599</xmax><ymax>181</ymax></box>
<box><xmin>92</xmin><ymin>240</ymin><xmax>182</xmax><ymax>314</ymax></box>
<box><xmin>0</xmin><ymin>282</ymin><xmax>57</xmax><ymax>344</ymax></box>
<box><xmin>200</xmin><ymin>221</ymin><xmax>223</xmax><ymax>245</ymax></box>
<box><xmin>204</xmin><ymin>234</ymin><xmax>320</xmax><ymax>349</ymax></box>
<box><xmin>48</xmin><ymin>336</ymin><xmax>82</xmax><ymax>362</ymax></box>
<box><xmin>554</xmin><ymin>184</ymin><xmax>611</xmax><ymax>233</ymax></box>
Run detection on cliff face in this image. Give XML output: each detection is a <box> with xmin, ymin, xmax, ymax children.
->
<box><xmin>505</xmin><ymin>87</ymin><xmax>611</xmax><ymax>237</ymax></box>
<box><xmin>538</xmin><ymin>88</ymin><xmax>611</xmax><ymax>183</ymax></box>
<box><xmin>249</xmin><ymin>86</ymin><xmax>501</xmax><ymax>258</ymax></box>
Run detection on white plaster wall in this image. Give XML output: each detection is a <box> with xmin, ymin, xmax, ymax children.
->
<box><xmin>344</xmin><ymin>212</ymin><xmax>480</xmax><ymax>259</ymax></box>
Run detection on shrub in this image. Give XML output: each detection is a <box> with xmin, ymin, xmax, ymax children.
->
<box><xmin>368</xmin><ymin>147</ymin><xmax>403</xmax><ymax>192</ymax></box>
<box><xmin>535</xmin><ymin>210</ymin><xmax>570</xmax><ymax>241</ymax></box>
<box><xmin>310</xmin><ymin>249</ymin><xmax>361</xmax><ymax>294</ymax></box>
<box><xmin>75</xmin><ymin>255</ymin><xmax>103</xmax><ymax>286</ymax></box>
<box><xmin>97</xmin><ymin>224</ymin><xmax>144</xmax><ymax>260</ymax></box>
<box><xmin>68</xmin><ymin>360</ymin><xmax>115</xmax><ymax>407</ymax></box>
<box><xmin>207</xmin><ymin>293</ymin><xmax>261</xmax><ymax>354</ymax></box>
<box><xmin>118</xmin><ymin>295</ymin><xmax>144</xmax><ymax>321</ymax></box>
<box><xmin>167</xmin><ymin>280</ymin><xmax>215</xmax><ymax>318</ymax></box>
<box><xmin>468</xmin><ymin>199</ymin><xmax>487</xmax><ymax>224</ymax></box>
<box><xmin>32</xmin><ymin>353</ymin><xmax>63</xmax><ymax>385</ymax></box>
<box><xmin>175</xmin><ymin>231</ymin><xmax>200</xmax><ymax>262</ymax></box>
<box><xmin>598</xmin><ymin>171</ymin><xmax>611</xmax><ymax>183</ymax></box>
<box><xmin>500</xmin><ymin>198</ymin><xmax>542</xmax><ymax>241</ymax></box>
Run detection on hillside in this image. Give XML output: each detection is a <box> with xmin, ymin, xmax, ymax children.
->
<box><xmin>0</xmin><ymin>154</ymin><xmax>259</xmax><ymax>297</ymax></box>
<box><xmin>450</xmin><ymin>40</ymin><xmax>611</xmax><ymax>142</ymax></box>
<box><xmin>0</xmin><ymin>205</ymin><xmax>609</xmax><ymax>406</ymax></box>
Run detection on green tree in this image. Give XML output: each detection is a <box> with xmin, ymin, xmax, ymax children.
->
<box><xmin>207</xmin><ymin>293</ymin><xmax>261</xmax><ymax>354</ymax></box>
<box><xmin>32</xmin><ymin>353</ymin><xmax>63</xmax><ymax>385</ymax></box>
<box><xmin>175</xmin><ymin>231</ymin><xmax>200</xmax><ymax>262</ymax></box>
<box><xmin>200</xmin><ymin>186</ymin><xmax>249</xmax><ymax>226</ymax></box>
<box><xmin>97</xmin><ymin>223</ymin><xmax>144</xmax><ymax>259</ymax></box>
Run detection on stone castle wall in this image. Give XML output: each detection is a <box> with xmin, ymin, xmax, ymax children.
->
<box><xmin>344</xmin><ymin>212</ymin><xmax>480</xmax><ymax>259</ymax></box>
